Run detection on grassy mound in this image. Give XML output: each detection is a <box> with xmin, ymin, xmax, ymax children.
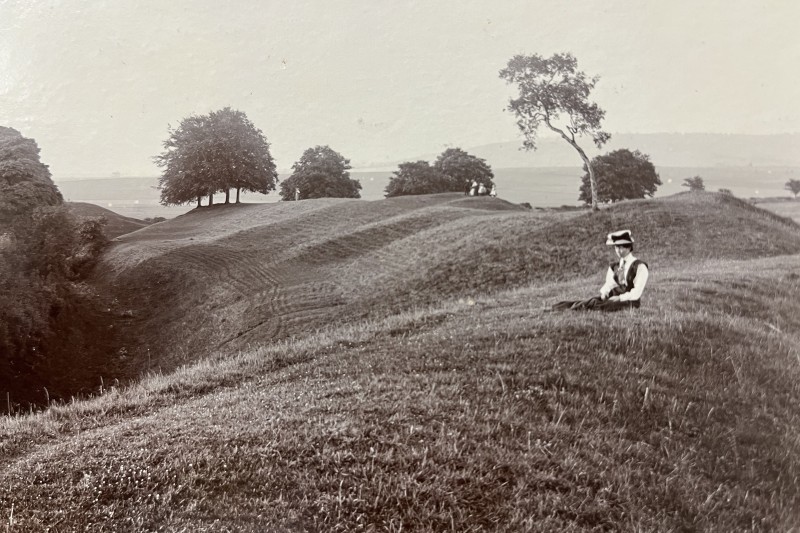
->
<box><xmin>337</xmin><ymin>191</ymin><xmax>800</xmax><ymax>312</ymax></box>
<box><xmin>94</xmin><ymin>194</ymin><xmax>545</xmax><ymax>377</ymax></box>
<box><xmin>83</xmin><ymin>192</ymin><xmax>800</xmax><ymax>385</ymax></box>
<box><xmin>0</xmin><ymin>254</ymin><xmax>798</xmax><ymax>531</ymax></box>
<box><xmin>66</xmin><ymin>202</ymin><xmax>150</xmax><ymax>239</ymax></box>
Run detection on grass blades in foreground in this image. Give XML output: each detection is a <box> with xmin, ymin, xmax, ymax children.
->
<box><xmin>1</xmin><ymin>256</ymin><xmax>799</xmax><ymax>531</ymax></box>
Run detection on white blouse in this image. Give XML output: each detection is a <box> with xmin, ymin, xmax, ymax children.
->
<box><xmin>599</xmin><ymin>254</ymin><xmax>649</xmax><ymax>302</ymax></box>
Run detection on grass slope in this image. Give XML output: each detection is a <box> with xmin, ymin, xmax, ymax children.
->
<box><xmin>96</xmin><ymin>192</ymin><xmax>800</xmax><ymax>381</ymax></box>
<box><xmin>66</xmin><ymin>202</ymin><xmax>151</xmax><ymax>239</ymax></box>
<box><xmin>2</xmin><ymin>192</ymin><xmax>799</xmax><ymax>531</ymax></box>
<box><xmin>755</xmin><ymin>198</ymin><xmax>800</xmax><ymax>224</ymax></box>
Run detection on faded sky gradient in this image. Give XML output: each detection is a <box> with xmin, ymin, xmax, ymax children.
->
<box><xmin>1</xmin><ymin>0</ymin><xmax>799</xmax><ymax>177</ymax></box>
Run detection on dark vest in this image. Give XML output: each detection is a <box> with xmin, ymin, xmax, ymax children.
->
<box><xmin>610</xmin><ymin>259</ymin><xmax>648</xmax><ymax>296</ymax></box>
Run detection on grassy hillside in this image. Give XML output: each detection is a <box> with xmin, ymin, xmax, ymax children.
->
<box><xmin>1</xmin><ymin>192</ymin><xmax>799</xmax><ymax>531</ymax></box>
<box><xmin>66</xmin><ymin>201</ymin><xmax>151</xmax><ymax>239</ymax></box>
<box><xmin>95</xmin><ymin>192</ymin><xmax>800</xmax><ymax>379</ymax></box>
<box><xmin>756</xmin><ymin>198</ymin><xmax>800</xmax><ymax>224</ymax></box>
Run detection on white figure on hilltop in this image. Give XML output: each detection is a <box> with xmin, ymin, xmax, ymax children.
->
<box><xmin>490</xmin><ymin>184</ymin><xmax>497</xmax><ymax>198</ymax></box>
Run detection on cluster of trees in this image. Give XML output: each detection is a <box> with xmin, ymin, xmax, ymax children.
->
<box><xmin>380</xmin><ymin>144</ymin><xmax>665</xmax><ymax>205</ymax></box>
<box><xmin>156</xmin><ymin>109</ymin><xmax>363</xmax><ymax>205</ymax></box>
<box><xmin>155</xmin><ymin>111</ymin><xmax>500</xmax><ymax>203</ymax></box>
<box><xmin>116</xmin><ymin>52</ymin><xmax>800</xmax><ymax>216</ymax></box>
<box><xmin>384</xmin><ymin>148</ymin><xmax>494</xmax><ymax>198</ymax></box>
<box><xmin>1</xmin><ymin>127</ymin><xmax>108</xmax><ymax>398</ymax></box>
<box><xmin>151</xmin><ymin>53</ymin><xmax>668</xmax><ymax>208</ymax></box>
<box><xmin>156</xmin><ymin>108</ymin><xmax>279</xmax><ymax>207</ymax></box>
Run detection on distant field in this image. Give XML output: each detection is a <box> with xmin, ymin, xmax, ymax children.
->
<box><xmin>54</xmin><ymin>166</ymin><xmax>800</xmax><ymax>221</ymax></box>
<box><xmin>362</xmin><ymin>166</ymin><xmax>800</xmax><ymax>206</ymax></box>
<box><xmin>757</xmin><ymin>198</ymin><xmax>800</xmax><ymax>223</ymax></box>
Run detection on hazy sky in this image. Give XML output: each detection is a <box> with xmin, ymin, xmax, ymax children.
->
<box><xmin>1</xmin><ymin>0</ymin><xmax>798</xmax><ymax>176</ymax></box>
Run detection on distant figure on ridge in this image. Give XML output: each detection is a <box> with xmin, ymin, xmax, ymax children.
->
<box><xmin>469</xmin><ymin>180</ymin><xmax>478</xmax><ymax>197</ymax></box>
<box><xmin>295</xmin><ymin>187</ymin><xmax>301</xmax><ymax>201</ymax></box>
<box><xmin>552</xmin><ymin>230</ymin><xmax>649</xmax><ymax>312</ymax></box>
<box><xmin>490</xmin><ymin>184</ymin><xmax>497</xmax><ymax>198</ymax></box>
<box><xmin>478</xmin><ymin>182</ymin><xmax>487</xmax><ymax>196</ymax></box>
<box><xmin>464</xmin><ymin>180</ymin><xmax>471</xmax><ymax>196</ymax></box>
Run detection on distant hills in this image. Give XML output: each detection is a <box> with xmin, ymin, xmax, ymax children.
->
<box><xmin>53</xmin><ymin>133</ymin><xmax>800</xmax><ymax>217</ymax></box>
<box><xmin>358</xmin><ymin>133</ymin><xmax>800</xmax><ymax>170</ymax></box>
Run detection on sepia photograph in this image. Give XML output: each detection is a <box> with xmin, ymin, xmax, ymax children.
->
<box><xmin>1</xmin><ymin>0</ymin><xmax>799</xmax><ymax>530</ymax></box>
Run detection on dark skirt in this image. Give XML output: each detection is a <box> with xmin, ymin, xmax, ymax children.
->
<box><xmin>552</xmin><ymin>297</ymin><xmax>641</xmax><ymax>313</ymax></box>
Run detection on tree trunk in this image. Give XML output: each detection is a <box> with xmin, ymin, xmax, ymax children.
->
<box><xmin>224</xmin><ymin>189</ymin><xmax>230</xmax><ymax>204</ymax></box>
<box><xmin>545</xmin><ymin>120</ymin><xmax>599</xmax><ymax>211</ymax></box>
<box><xmin>208</xmin><ymin>193</ymin><xmax>214</xmax><ymax>206</ymax></box>
<box><xmin>197</xmin><ymin>196</ymin><xmax>202</xmax><ymax>208</ymax></box>
<box><xmin>575</xmin><ymin>146</ymin><xmax>599</xmax><ymax>211</ymax></box>
<box><xmin>236</xmin><ymin>187</ymin><xmax>241</xmax><ymax>203</ymax></box>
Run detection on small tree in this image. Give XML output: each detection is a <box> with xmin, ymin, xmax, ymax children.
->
<box><xmin>682</xmin><ymin>176</ymin><xmax>705</xmax><ymax>192</ymax></box>
<box><xmin>785</xmin><ymin>179</ymin><xmax>800</xmax><ymax>199</ymax></box>
<box><xmin>155</xmin><ymin>108</ymin><xmax>277</xmax><ymax>207</ymax></box>
<box><xmin>500</xmin><ymin>53</ymin><xmax>610</xmax><ymax>211</ymax></box>
<box><xmin>384</xmin><ymin>161</ymin><xmax>453</xmax><ymax>198</ymax></box>
<box><xmin>578</xmin><ymin>149</ymin><xmax>661</xmax><ymax>205</ymax></box>
<box><xmin>279</xmin><ymin>145</ymin><xmax>361</xmax><ymax>200</ymax></box>
<box><xmin>433</xmin><ymin>148</ymin><xmax>494</xmax><ymax>191</ymax></box>
<box><xmin>718</xmin><ymin>188</ymin><xmax>733</xmax><ymax>195</ymax></box>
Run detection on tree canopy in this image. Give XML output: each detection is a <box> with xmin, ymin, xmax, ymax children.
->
<box><xmin>785</xmin><ymin>179</ymin><xmax>800</xmax><ymax>199</ymax></box>
<box><xmin>279</xmin><ymin>145</ymin><xmax>361</xmax><ymax>200</ymax></box>
<box><xmin>155</xmin><ymin>108</ymin><xmax>278</xmax><ymax>207</ymax></box>
<box><xmin>433</xmin><ymin>148</ymin><xmax>494</xmax><ymax>190</ymax></box>
<box><xmin>499</xmin><ymin>52</ymin><xmax>610</xmax><ymax>210</ymax></box>
<box><xmin>578</xmin><ymin>149</ymin><xmax>661</xmax><ymax>205</ymax></box>
<box><xmin>682</xmin><ymin>176</ymin><xmax>705</xmax><ymax>192</ymax></box>
<box><xmin>0</xmin><ymin>127</ymin><xmax>62</xmax><ymax>225</ymax></box>
<box><xmin>384</xmin><ymin>161</ymin><xmax>455</xmax><ymax>198</ymax></box>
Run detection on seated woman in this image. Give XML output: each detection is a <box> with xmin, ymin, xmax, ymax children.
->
<box><xmin>552</xmin><ymin>229</ymin><xmax>649</xmax><ymax>312</ymax></box>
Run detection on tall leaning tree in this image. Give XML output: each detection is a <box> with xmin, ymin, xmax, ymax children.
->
<box><xmin>499</xmin><ymin>53</ymin><xmax>610</xmax><ymax>211</ymax></box>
